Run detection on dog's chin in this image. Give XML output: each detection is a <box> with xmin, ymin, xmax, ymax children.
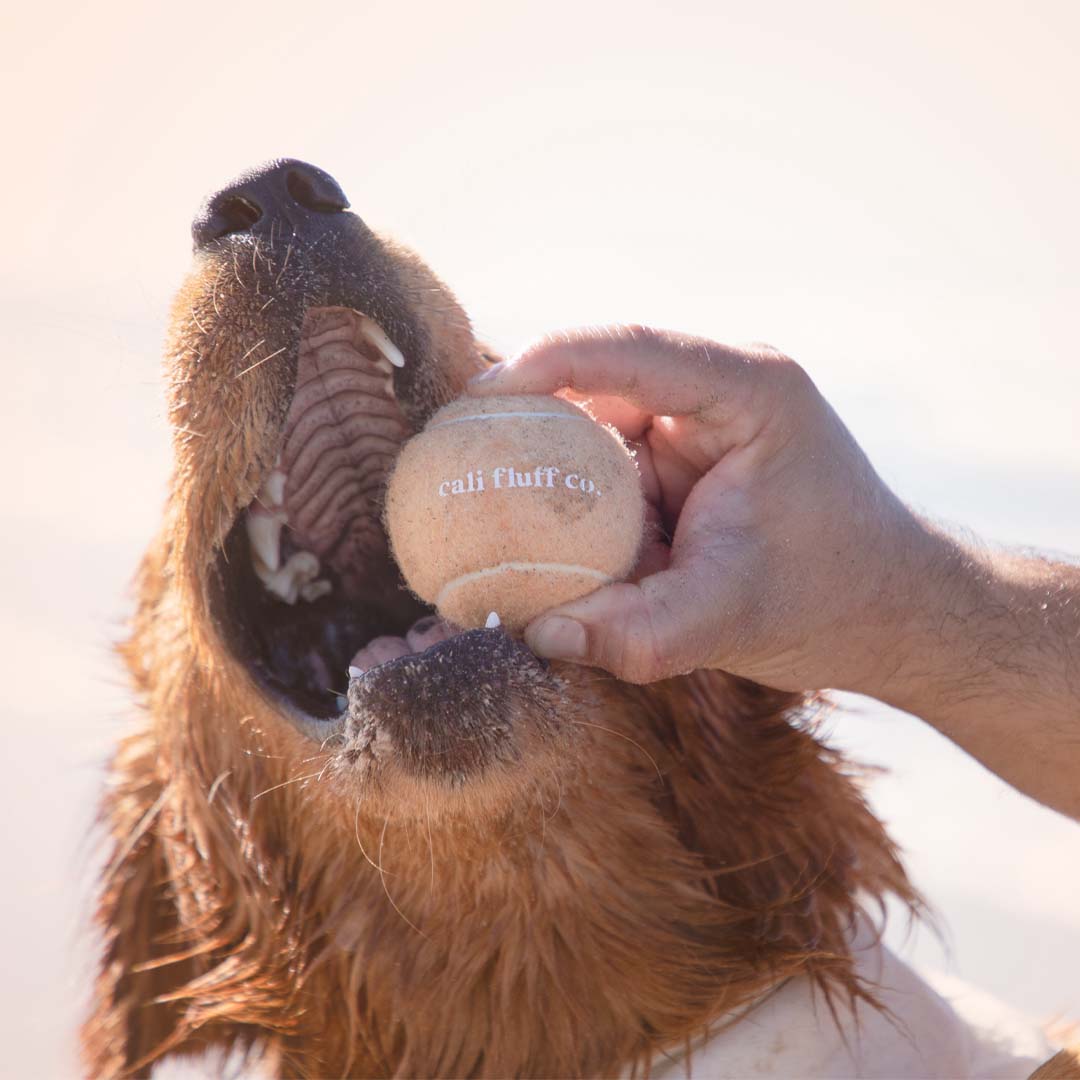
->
<box><xmin>211</xmin><ymin>304</ymin><xmax>568</xmax><ymax>793</ymax></box>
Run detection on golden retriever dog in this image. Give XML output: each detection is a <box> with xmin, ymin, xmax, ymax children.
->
<box><xmin>81</xmin><ymin>160</ymin><xmax>1075</xmax><ymax>1078</ymax></box>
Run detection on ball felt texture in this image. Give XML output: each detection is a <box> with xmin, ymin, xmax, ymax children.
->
<box><xmin>384</xmin><ymin>394</ymin><xmax>646</xmax><ymax>631</ymax></box>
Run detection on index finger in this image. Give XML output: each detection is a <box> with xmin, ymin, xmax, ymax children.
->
<box><xmin>468</xmin><ymin>324</ymin><xmax>781</xmax><ymax>430</ymax></box>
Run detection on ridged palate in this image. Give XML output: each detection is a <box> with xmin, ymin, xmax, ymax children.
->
<box><xmin>281</xmin><ymin>337</ymin><xmax>409</xmax><ymax>569</ymax></box>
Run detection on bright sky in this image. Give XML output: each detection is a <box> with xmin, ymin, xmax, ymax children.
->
<box><xmin>3</xmin><ymin>1</ymin><xmax>1078</xmax><ymax>1075</ymax></box>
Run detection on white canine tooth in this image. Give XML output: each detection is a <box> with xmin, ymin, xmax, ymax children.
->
<box><xmin>262</xmin><ymin>469</ymin><xmax>287</xmax><ymax>508</ymax></box>
<box><xmin>485</xmin><ymin>611</ymin><xmax>501</xmax><ymax>629</ymax></box>
<box><xmin>247</xmin><ymin>466</ymin><xmax>290</xmax><ymax>574</ymax></box>
<box><xmin>336</xmin><ymin>695</ymin><xmax>347</xmax><ymax>711</ymax></box>
<box><xmin>255</xmin><ymin>550</ymin><xmax>320</xmax><ymax>605</ymax></box>
<box><xmin>348</xmin><ymin>665</ymin><xmax>364</xmax><ymax>680</ymax></box>
<box><xmin>359</xmin><ymin>316</ymin><xmax>405</xmax><ymax>368</ymax></box>
<box><xmin>246</xmin><ymin>507</ymin><xmax>284</xmax><ymax>573</ymax></box>
<box><xmin>300</xmin><ymin>579</ymin><xmax>332</xmax><ymax>603</ymax></box>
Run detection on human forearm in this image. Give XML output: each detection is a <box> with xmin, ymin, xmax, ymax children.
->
<box><xmin>864</xmin><ymin>527</ymin><xmax>1080</xmax><ymax>818</ymax></box>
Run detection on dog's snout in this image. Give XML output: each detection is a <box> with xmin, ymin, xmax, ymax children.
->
<box><xmin>191</xmin><ymin>159</ymin><xmax>350</xmax><ymax>249</ymax></box>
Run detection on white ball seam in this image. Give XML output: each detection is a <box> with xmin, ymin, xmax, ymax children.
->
<box><xmin>436</xmin><ymin>561</ymin><xmax>613</xmax><ymax>609</ymax></box>
<box><xmin>427</xmin><ymin>411</ymin><xmax>594</xmax><ymax>430</ymax></box>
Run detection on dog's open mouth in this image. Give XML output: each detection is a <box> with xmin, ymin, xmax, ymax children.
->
<box><xmin>218</xmin><ymin>305</ymin><xmax>536</xmax><ymax>734</ymax></box>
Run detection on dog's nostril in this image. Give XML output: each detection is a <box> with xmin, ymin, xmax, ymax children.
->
<box><xmin>219</xmin><ymin>195</ymin><xmax>263</xmax><ymax>234</ymax></box>
<box><xmin>285</xmin><ymin>167</ymin><xmax>349</xmax><ymax>214</ymax></box>
<box><xmin>191</xmin><ymin>195</ymin><xmax>263</xmax><ymax>248</ymax></box>
<box><xmin>191</xmin><ymin>159</ymin><xmax>351</xmax><ymax>250</ymax></box>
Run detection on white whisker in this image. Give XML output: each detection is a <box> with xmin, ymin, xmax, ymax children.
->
<box><xmin>251</xmin><ymin>770</ymin><xmax>323</xmax><ymax>801</ymax></box>
<box><xmin>378</xmin><ymin>816</ymin><xmax>430</xmax><ymax>940</ymax></box>
<box><xmin>207</xmin><ymin>770</ymin><xmax>232</xmax><ymax>804</ymax></box>
<box><xmin>569</xmin><ymin>719</ymin><xmax>664</xmax><ymax>784</ymax></box>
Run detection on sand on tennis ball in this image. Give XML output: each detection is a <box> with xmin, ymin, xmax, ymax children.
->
<box><xmin>384</xmin><ymin>394</ymin><xmax>645</xmax><ymax>631</ymax></box>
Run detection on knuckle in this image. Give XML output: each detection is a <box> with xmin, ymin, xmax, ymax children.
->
<box><xmin>758</xmin><ymin>351</ymin><xmax>816</xmax><ymax>402</ymax></box>
<box><xmin>613</xmin><ymin>323</ymin><xmax>666</xmax><ymax>355</ymax></box>
<box><xmin>619</xmin><ymin>322</ymin><xmax>660</xmax><ymax>343</ymax></box>
<box><xmin>745</xmin><ymin>342</ymin><xmax>807</xmax><ymax>380</ymax></box>
<box><xmin>607</xmin><ymin>609</ymin><xmax>668</xmax><ymax>684</ymax></box>
<box><xmin>745</xmin><ymin>340</ymin><xmax>787</xmax><ymax>361</ymax></box>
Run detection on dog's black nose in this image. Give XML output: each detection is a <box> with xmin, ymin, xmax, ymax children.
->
<box><xmin>191</xmin><ymin>159</ymin><xmax>350</xmax><ymax>249</ymax></box>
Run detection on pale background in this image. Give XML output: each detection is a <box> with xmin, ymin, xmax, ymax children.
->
<box><xmin>3</xmin><ymin>1</ymin><xmax>1079</xmax><ymax>1075</ymax></box>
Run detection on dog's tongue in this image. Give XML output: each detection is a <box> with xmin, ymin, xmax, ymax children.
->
<box><xmin>347</xmin><ymin>614</ymin><xmax>458</xmax><ymax>676</ymax></box>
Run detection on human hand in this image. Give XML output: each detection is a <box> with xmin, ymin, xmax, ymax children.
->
<box><xmin>469</xmin><ymin>325</ymin><xmax>1080</xmax><ymax>817</ymax></box>
<box><xmin>468</xmin><ymin>325</ymin><xmax>942</xmax><ymax>693</ymax></box>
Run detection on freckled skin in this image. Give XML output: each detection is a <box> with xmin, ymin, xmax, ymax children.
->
<box><xmin>83</xmin><ymin>204</ymin><xmax>921</xmax><ymax>1080</ymax></box>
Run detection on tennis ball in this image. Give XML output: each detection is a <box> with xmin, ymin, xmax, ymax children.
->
<box><xmin>384</xmin><ymin>394</ymin><xmax>645</xmax><ymax>631</ymax></box>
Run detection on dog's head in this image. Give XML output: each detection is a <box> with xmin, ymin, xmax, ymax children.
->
<box><xmin>90</xmin><ymin>160</ymin><xmax>917</xmax><ymax>1077</ymax></box>
<box><xmin>163</xmin><ymin>157</ymin><xmax>572</xmax><ymax>822</ymax></box>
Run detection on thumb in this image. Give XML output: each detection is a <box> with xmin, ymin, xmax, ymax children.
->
<box><xmin>523</xmin><ymin>566</ymin><xmax>713</xmax><ymax>683</ymax></box>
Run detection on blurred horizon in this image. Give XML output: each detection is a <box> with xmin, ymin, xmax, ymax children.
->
<box><xmin>3</xmin><ymin>1</ymin><xmax>1079</xmax><ymax>1074</ymax></box>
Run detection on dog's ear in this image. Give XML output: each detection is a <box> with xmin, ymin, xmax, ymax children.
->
<box><xmin>81</xmin><ymin>733</ymin><xmax>244</xmax><ymax>1078</ymax></box>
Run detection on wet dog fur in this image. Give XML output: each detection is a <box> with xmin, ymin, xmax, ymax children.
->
<box><xmin>81</xmin><ymin>166</ymin><xmax>926</xmax><ymax>1078</ymax></box>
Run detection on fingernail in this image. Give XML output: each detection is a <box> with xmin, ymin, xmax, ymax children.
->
<box><xmin>469</xmin><ymin>360</ymin><xmax>505</xmax><ymax>384</ymax></box>
<box><xmin>526</xmin><ymin>616</ymin><xmax>587</xmax><ymax>661</ymax></box>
